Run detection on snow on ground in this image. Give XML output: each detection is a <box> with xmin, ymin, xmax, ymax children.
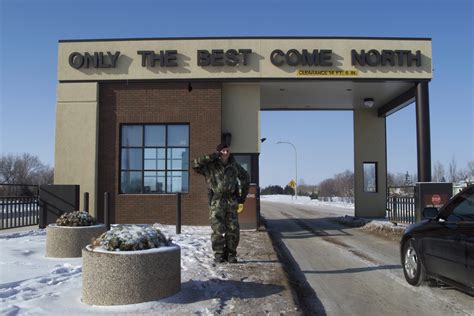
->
<box><xmin>1</xmin><ymin>225</ymin><xmax>289</xmax><ymax>315</ymax></box>
<box><xmin>261</xmin><ymin>194</ymin><xmax>354</xmax><ymax>211</ymax></box>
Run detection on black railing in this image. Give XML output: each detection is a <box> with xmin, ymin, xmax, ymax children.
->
<box><xmin>386</xmin><ymin>196</ymin><xmax>416</xmax><ymax>224</ymax></box>
<box><xmin>1</xmin><ymin>196</ymin><xmax>40</xmax><ymax>229</ymax></box>
<box><xmin>0</xmin><ymin>184</ymin><xmax>40</xmax><ymax>230</ymax></box>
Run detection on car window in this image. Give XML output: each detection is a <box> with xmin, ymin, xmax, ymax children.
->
<box><xmin>447</xmin><ymin>187</ymin><xmax>474</xmax><ymax>221</ymax></box>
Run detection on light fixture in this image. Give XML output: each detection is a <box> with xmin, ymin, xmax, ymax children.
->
<box><xmin>363</xmin><ymin>98</ymin><xmax>375</xmax><ymax>108</ymax></box>
<box><xmin>188</xmin><ymin>82</ymin><xmax>193</xmax><ymax>92</ymax></box>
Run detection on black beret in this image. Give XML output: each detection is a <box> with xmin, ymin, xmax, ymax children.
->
<box><xmin>216</xmin><ymin>143</ymin><xmax>229</xmax><ymax>152</ymax></box>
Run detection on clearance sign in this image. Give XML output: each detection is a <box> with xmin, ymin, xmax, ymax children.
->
<box><xmin>298</xmin><ymin>70</ymin><xmax>359</xmax><ymax>76</ymax></box>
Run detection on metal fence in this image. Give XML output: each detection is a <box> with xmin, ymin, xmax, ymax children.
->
<box><xmin>386</xmin><ymin>196</ymin><xmax>416</xmax><ymax>224</ymax></box>
<box><xmin>0</xmin><ymin>184</ymin><xmax>40</xmax><ymax>230</ymax></box>
<box><xmin>386</xmin><ymin>185</ymin><xmax>416</xmax><ymax>224</ymax></box>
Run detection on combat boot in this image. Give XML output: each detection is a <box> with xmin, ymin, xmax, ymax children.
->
<box><xmin>227</xmin><ymin>253</ymin><xmax>238</xmax><ymax>263</ymax></box>
<box><xmin>214</xmin><ymin>253</ymin><xmax>226</xmax><ymax>263</ymax></box>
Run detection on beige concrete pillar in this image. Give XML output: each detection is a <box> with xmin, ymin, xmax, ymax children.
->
<box><xmin>353</xmin><ymin>108</ymin><xmax>387</xmax><ymax>217</ymax></box>
<box><xmin>54</xmin><ymin>82</ymin><xmax>99</xmax><ymax>218</ymax></box>
<box><xmin>222</xmin><ymin>83</ymin><xmax>260</xmax><ymax>153</ymax></box>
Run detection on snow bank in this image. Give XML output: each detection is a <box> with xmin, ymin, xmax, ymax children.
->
<box><xmin>335</xmin><ymin>215</ymin><xmax>407</xmax><ymax>240</ymax></box>
<box><xmin>261</xmin><ymin>194</ymin><xmax>354</xmax><ymax>209</ymax></box>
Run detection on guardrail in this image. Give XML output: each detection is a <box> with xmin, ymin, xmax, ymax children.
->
<box><xmin>1</xmin><ymin>196</ymin><xmax>39</xmax><ymax>229</ymax></box>
<box><xmin>386</xmin><ymin>196</ymin><xmax>416</xmax><ymax>224</ymax></box>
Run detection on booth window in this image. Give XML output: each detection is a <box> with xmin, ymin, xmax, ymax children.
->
<box><xmin>363</xmin><ymin>162</ymin><xmax>377</xmax><ymax>193</ymax></box>
<box><xmin>120</xmin><ymin>124</ymin><xmax>189</xmax><ymax>194</ymax></box>
<box><xmin>233</xmin><ymin>155</ymin><xmax>251</xmax><ymax>175</ymax></box>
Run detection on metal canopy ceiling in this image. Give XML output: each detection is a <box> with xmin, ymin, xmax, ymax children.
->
<box><xmin>259</xmin><ymin>80</ymin><xmax>415</xmax><ymax>110</ymax></box>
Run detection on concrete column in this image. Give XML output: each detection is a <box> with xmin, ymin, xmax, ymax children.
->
<box><xmin>415</xmin><ymin>81</ymin><xmax>432</xmax><ymax>182</ymax></box>
<box><xmin>54</xmin><ymin>82</ymin><xmax>99</xmax><ymax>218</ymax></box>
<box><xmin>353</xmin><ymin>108</ymin><xmax>387</xmax><ymax>217</ymax></box>
<box><xmin>222</xmin><ymin>83</ymin><xmax>261</xmax><ymax>154</ymax></box>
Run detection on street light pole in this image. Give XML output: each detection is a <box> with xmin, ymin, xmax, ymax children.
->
<box><xmin>277</xmin><ymin>141</ymin><xmax>298</xmax><ymax>199</ymax></box>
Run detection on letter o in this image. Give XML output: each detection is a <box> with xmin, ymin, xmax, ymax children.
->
<box><xmin>69</xmin><ymin>52</ymin><xmax>84</xmax><ymax>69</ymax></box>
<box><xmin>270</xmin><ymin>49</ymin><xmax>285</xmax><ymax>66</ymax></box>
<box><xmin>285</xmin><ymin>49</ymin><xmax>301</xmax><ymax>66</ymax></box>
<box><xmin>366</xmin><ymin>49</ymin><xmax>380</xmax><ymax>66</ymax></box>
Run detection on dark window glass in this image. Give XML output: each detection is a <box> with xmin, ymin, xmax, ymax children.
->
<box><xmin>145</xmin><ymin>125</ymin><xmax>165</xmax><ymax>147</ymax></box>
<box><xmin>450</xmin><ymin>189</ymin><xmax>474</xmax><ymax>220</ymax></box>
<box><xmin>121</xmin><ymin>148</ymin><xmax>142</xmax><ymax>170</ymax></box>
<box><xmin>144</xmin><ymin>171</ymin><xmax>166</xmax><ymax>193</ymax></box>
<box><xmin>363</xmin><ymin>162</ymin><xmax>377</xmax><ymax>193</ymax></box>
<box><xmin>121</xmin><ymin>171</ymin><xmax>142</xmax><ymax>193</ymax></box>
<box><xmin>120</xmin><ymin>124</ymin><xmax>189</xmax><ymax>194</ymax></box>
<box><xmin>121</xmin><ymin>125</ymin><xmax>142</xmax><ymax>147</ymax></box>
<box><xmin>168</xmin><ymin>125</ymin><xmax>189</xmax><ymax>146</ymax></box>
<box><xmin>234</xmin><ymin>155</ymin><xmax>251</xmax><ymax>174</ymax></box>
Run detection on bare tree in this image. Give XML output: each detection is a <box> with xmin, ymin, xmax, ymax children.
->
<box><xmin>432</xmin><ymin>161</ymin><xmax>446</xmax><ymax>182</ymax></box>
<box><xmin>467</xmin><ymin>160</ymin><xmax>474</xmax><ymax>178</ymax></box>
<box><xmin>0</xmin><ymin>153</ymin><xmax>54</xmax><ymax>185</ymax></box>
<box><xmin>448</xmin><ymin>156</ymin><xmax>458</xmax><ymax>183</ymax></box>
<box><xmin>318</xmin><ymin>178</ymin><xmax>337</xmax><ymax>197</ymax></box>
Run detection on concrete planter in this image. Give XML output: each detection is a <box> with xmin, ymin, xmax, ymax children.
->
<box><xmin>82</xmin><ymin>244</ymin><xmax>181</xmax><ymax>305</ymax></box>
<box><xmin>45</xmin><ymin>224</ymin><xmax>107</xmax><ymax>258</ymax></box>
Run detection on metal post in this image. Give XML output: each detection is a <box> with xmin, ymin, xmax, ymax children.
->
<box><xmin>277</xmin><ymin>141</ymin><xmax>298</xmax><ymax>199</ymax></box>
<box><xmin>83</xmin><ymin>192</ymin><xmax>89</xmax><ymax>213</ymax></box>
<box><xmin>415</xmin><ymin>81</ymin><xmax>432</xmax><ymax>182</ymax></box>
<box><xmin>104</xmin><ymin>192</ymin><xmax>110</xmax><ymax>230</ymax></box>
<box><xmin>176</xmin><ymin>192</ymin><xmax>181</xmax><ymax>234</ymax></box>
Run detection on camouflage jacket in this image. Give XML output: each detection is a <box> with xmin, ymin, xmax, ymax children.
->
<box><xmin>192</xmin><ymin>153</ymin><xmax>250</xmax><ymax>202</ymax></box>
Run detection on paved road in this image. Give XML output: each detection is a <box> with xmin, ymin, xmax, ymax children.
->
<box><xmin>261</xmin><ymin>201</ymin><xmax>474</xmax><ymax>316</ymax></box>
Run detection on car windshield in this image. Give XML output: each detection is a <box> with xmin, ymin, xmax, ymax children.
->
<box><xmin>442</xmin><ymin>186</ymin><xmax>474</xmax><ymax>221</ymax></box>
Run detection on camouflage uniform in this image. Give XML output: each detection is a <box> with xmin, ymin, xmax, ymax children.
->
<box><xmin>192</xmin><ymin>153</ymin><xmax>250</xmax><ymax>260</ymax></box>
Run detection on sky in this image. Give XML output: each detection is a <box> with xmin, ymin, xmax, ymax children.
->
<box><xmin>1</xmin><ymin>0</ymin><xmax>473</xmax><ymax>187</ymax></box>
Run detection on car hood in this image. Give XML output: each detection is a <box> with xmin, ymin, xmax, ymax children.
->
<box><xmin>404</xmin><ymin>219</ymin><xmax>431</xmax><ymax>235</ymax></box>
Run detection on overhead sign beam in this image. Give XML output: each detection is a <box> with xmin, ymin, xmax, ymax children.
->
<box><xmin>378</xmin><ymin>86</ymin><xmax>416</xmax><ymax>117</ymax></box>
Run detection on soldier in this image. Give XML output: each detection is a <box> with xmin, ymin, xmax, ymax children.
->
<box><xmin>192</xmin><ymin>143</ymin><xmax>250</xmax><ymax>263</ymax></box>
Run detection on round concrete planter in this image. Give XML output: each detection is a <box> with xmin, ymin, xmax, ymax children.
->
<box><xmin>45</xmin><ymin>224</ymin><xmax>107</xmax><ymax>258</ymax></box>
<box><xmin>82</xmin><ymin>244</ymin><xmax>181</xmax><ymax>305</ymax></box>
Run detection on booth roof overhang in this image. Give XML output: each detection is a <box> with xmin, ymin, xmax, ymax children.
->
<box><xmin>58</xmin><ymin>36</ymin><xmax>432</xmax><ymax>115</ymax></box>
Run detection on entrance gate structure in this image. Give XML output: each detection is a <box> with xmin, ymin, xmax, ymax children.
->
<box><xmin>54</xmin><ymin>37</ymin><xmax>432</xmax><ymax>224</ymax></box>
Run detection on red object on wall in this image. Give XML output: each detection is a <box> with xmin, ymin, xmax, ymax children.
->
<box><xmin>431</xmin><ymin>194</ymin><xmax>441</xmax><ymax>205</ymax></box>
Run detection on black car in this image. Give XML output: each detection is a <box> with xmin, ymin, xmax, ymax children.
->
<box><xmin>400</xmin><ymin>184</ymin><xmax>474</xmax><ymax>295</ymax></box>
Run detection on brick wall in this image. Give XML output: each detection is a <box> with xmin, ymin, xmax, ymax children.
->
<box><xmin>98</xmin><ymin>82</ymin><xmax>221</xmax><ymax>225</ymax></box>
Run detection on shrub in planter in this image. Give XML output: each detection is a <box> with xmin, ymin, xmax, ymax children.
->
<box><xmin>83</xmin><ymin>224</ymin><xmax>181</xmax><ymax>305</ymax></box>
<box><xmin>92</xmin><ymin>224</ymin><xmax>171</xmax><ymax>251</ymax></box>
<box><xmin>56</xmin><ymin>210</ymin><xmax>96</xmax><ymax>226</ymax></box>
<box><xmin>45</xmin><ymin>211</ymin><xmax>106</xmax><ymax>258</ymax></box>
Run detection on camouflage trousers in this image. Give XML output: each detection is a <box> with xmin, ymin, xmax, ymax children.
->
<box><xmin>209</xmin><ymin>197</ymin><xmax>240</xmax><ymax>257</ymax></box>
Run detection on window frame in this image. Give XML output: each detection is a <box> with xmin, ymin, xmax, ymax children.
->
<box><xmin>363</xmin><ymin>161</ymin><xmax>378</xmax><ymax>193</ymax></box>
<box><xmin>119</xmin><ymin>123</ymin><xmax>190</xmax><ymax>194</ymax></box>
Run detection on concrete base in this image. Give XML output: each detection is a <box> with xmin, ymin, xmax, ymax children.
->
<box><xmin>45</xmin><ymin>224</ymin><xmax>107</xmax><ymax>258</ymax></box>
<box><xmin>82</xmin><ymin>244</ymin><xmax>181</xmax><ymax>305</ymax></box>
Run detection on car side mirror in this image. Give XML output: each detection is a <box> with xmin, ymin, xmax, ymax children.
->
<box><xmin>423</xmin><ymin>207</ymin><xmax>438</xmax><ymax>219</ymax></box>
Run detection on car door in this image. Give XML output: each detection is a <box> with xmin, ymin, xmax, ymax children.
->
<box><xmin>421</xmin><ymin>217</ymin><xmax>466</xmax><ymax>284</ymax></box>
<box><xmin>422</xmin><ymin>186</ymin><xmax>474</xmax><ymax>286</ymax></box>
<box><xmin>448</xmin><ymin>187</ymin><xmax>474</xmax><ymax>288</ymax></box>
<box><xmin>433</xmin><ymin>186</ymin><xmax>474</xmax><ymax>287</ymax></box>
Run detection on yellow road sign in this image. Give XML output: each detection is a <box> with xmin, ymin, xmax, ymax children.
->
<box><xmin>288</xmin><ymin>180</ymin><xmax>296</xmax><ymax>189</ymax></box>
